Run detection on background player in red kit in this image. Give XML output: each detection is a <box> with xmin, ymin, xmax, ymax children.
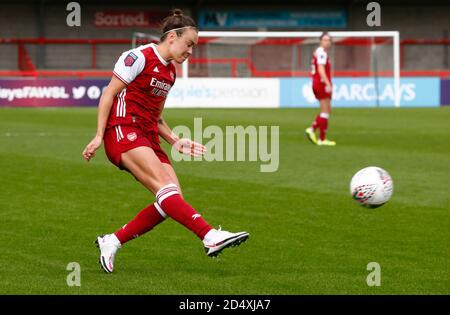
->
<box><xmin>82</xmin><ymin>9</ymin><xmax>249</xmax><ymax>273</ymax></box>
<box><xmin>305</xmin><ymin>32</ymin><xmax>336</xmax><ymax>146</ymax></box>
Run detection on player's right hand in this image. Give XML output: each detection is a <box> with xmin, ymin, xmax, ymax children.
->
<box><xmin>172</xmin><ymin>138</ymin><xmax>207</xmax><ymax>157</ymax></box>
<box><xmin>325</xmin><ymin>84</ymin><xmax>332</xmax><ymax>93</ymax></box>
<box><xmin>82</xmin><ymin>135</ymin><xmax>103</xmax><ymax>161</ymax></box>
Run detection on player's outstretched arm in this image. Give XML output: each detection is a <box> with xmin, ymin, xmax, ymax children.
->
<box><xmin>82</xmin><ymin>76</ymin><xmax>126</xmax><ymax>161</ymax></box>
<box><xmin>157</xmin><ymin>115</ymin><xmax>180</xmax><ymax>146</ymax></box>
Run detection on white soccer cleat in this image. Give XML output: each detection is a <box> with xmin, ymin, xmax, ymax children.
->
<box><xmin>94</xmin><ymin>234</ymin><xmax>121</xmax><ymax>273</ymax></box>
<box><xmin>202</xmin><ymin>227</ymin><xmax>249</xmax><ymax>257</ymax></box>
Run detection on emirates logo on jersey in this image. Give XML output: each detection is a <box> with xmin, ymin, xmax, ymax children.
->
<box><xmin>127</xmin><ymin>132</ymin><xmax>137</xmax><ymax>142</ymax></box>
<box><xmin>150</xmin><ymin>77</ymin><xmax>172</xmax><ymax>98</ymax></box>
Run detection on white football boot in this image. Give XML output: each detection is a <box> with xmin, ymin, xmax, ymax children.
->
<box><xmin>203</xmin><ymin>227</ymin><xmax>249</xmax><ymax>257</ymax></box>
<box><xmin>94</xmin><ymin>234</ymin><xmax>121</xmax><ymax>273</ymax></box>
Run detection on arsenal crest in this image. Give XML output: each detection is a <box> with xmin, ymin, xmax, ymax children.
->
<box><xmin>124</xmin><ymin>52</ymin><xmax>138</xmax><ymax>67</ymax></box>
<box><xmin>170</xmin><ymin>71</ymin><xmax>174</xmax><ymax>80</ymax></box>
<box><xmin>127</xmin><ymin>132</ymin><xmax>137</xmax><ymax>142</ymax></box>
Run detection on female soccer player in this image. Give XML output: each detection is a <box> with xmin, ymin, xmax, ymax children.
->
<box><xmin>82</xmin><ymin>9</ymin><xmax>249</xmax><ymax>273</ymax></box>
<box><xmin>305</xmin><ymin>32</ymin><xmax>336</xmax><ymax>146</ymax></box>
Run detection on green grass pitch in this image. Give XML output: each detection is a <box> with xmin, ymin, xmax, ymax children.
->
<box><xmin>0</xmin><ymin>107</ymin><xmax>449</xmax><ymax>294</ymax></box>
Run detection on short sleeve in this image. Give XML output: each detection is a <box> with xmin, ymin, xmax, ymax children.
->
<box><xmin>113</xmin><ymin>49</ymin><xmax>145</xmax><ymax>85</ymax></box>
<box><xmin>316</xmin><ymin>48</ymin><xmax>328</xmax><ymax>65</ymax></box>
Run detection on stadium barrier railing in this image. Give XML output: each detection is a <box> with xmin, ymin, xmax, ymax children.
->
<box><xmin>1</xmin><ymin>37</ymin><xmax>449</xmax><ymax>78</ymax></box>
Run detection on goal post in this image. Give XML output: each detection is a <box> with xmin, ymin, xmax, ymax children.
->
<box><xmin>131</xmin><ymin>31</ymin><xmax>160</xmax><ymax>49</ymax></box>
<box><xmin>186</xmin><ymin>31</ymin><xmax>401</xmax><ymax>107</ymax></box>
<box><xmin>130</xmin><ymin>30</ymin><xmax>401</xmax><ymax>107</ymax></box>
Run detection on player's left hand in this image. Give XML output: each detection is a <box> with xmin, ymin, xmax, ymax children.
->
<box><xmin>82</xmin><ymin>135</ymin><xmax>103</xmax><ymax>161</ymax></box>
<box><xmin>173</xmin><ymin>138</ymin><xmax>207</xmax><ymax>157</ymax></box>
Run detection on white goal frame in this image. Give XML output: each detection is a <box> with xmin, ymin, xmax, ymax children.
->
<box><xmin>183</xmin><ymin>31</ymin><xmax>401</xmax><ymax>107</ymax></box>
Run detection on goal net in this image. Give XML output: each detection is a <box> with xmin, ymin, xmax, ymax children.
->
<box><xmin>132</xmin><ymin>31</ymin><xmax>401</xmax><ymax>107</ymax></box>
<box><xmin>132</xmin><ymin>31</ymin><xmax>160</xmax><ymax>49</ymax></box>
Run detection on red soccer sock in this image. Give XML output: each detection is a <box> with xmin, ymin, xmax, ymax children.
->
<box><xmin>114</xmin><ymin>202</ymin><xmax>166</xmax><ymax>244</ymax></box>
<box><xmin>318</xmin><ymin>113</ymin><xmax>329</xmax><ymax>141</ymax></box>
<box><xmin>156</xmin><ymin>184</ymin><xmax>213</xmax><ymax>240</ymax></box>
<box><xmin>311</xmin><ymin>114</ymin><xmax>321</xmax><ymax>131</ymax></box>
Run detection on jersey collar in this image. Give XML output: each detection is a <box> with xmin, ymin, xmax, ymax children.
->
<box><xmin>150</xmin><ymin>43</ymin><xmax>170</xmax><ymax>66</ymax></box>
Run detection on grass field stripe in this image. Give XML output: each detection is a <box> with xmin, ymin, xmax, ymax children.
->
<box><xmin>2</xmin><ymin>107</ymin><xmax>449</xmax><ymax>294</ymax></box>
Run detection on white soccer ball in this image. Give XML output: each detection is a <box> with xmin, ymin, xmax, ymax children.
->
<box><xmin>350</xmin><ymin>166</ymin><xmax>393</xmax><ymax>208</ymax></box>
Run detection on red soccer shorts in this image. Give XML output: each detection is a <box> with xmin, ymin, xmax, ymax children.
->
<box><xmin>312</xmin><ymin>83</ymin><xmax>332</xmax><ymax>100</ymax></box>
<box><xmin>103</xmin><ymin>124</ymin><xmax>171</xmax><ymax>169</ymax></box>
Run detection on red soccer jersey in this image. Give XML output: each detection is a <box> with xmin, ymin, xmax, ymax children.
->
<box><xmin>107</xmin><ymin>43</ymin><xmax>177</xmax><ymax>134</ymax></box>
<box><xmin>311</xmin><ymin>47</ymin><xmax>331</xmax><ymax>86</ymax></box>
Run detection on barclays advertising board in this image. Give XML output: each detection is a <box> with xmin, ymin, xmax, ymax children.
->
<box><xmin>280</xmin><ymin>77</ymin><xmax>440</xmax><ymax>108</ymax></box>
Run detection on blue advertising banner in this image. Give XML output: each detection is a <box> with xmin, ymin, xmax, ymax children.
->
<box><xmin>280</xmin><ymin>77</ymin><xmax>440</xmax><ymax>107</ymax></box>
<box><xmin>0</xmin><ymin>79</ymin><xmax>108</xmax><ymax>107</ymax></box>
<box><xmin>199</xmin><ymin>11</ymin><xmax>347</xmax><ymax>29</ymax></box>
<box><xmin>441</xmin><ymin>79</ymin><xmax>450</xmax><ymax>106</ymax></box>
